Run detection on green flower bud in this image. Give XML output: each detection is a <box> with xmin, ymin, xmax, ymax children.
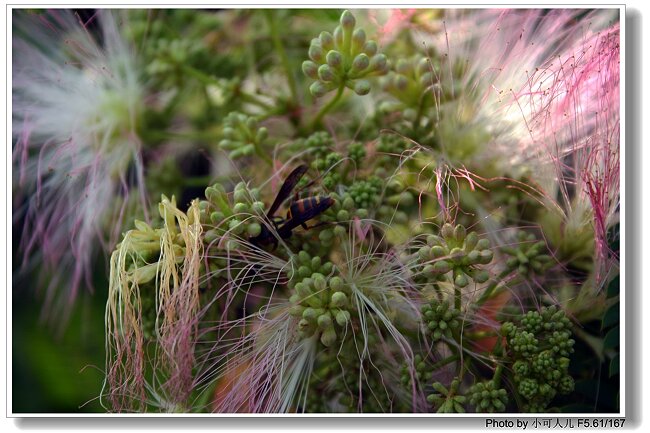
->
<box><xmin>430</xmin><ymin>245</ymin><xmax>446</xmax><ymax>258</ymax></box>
<box><xmin>476</xmin><ymin>238</ymin><xmax>490</xmax><ymax>250</ymax></box>
<box><xmin>334</xmin><ymin>225</ymin><xmax>347</xmax><ymax>237</ymax></box>
<box><xmin>326</xmin><ymin>50</ymin><xmax>343</xmax><ymax>68</ymax></box>
<box><xmin>369</xmin><ymin>54</ymin><xmax>388</xmax><ymax>74</ymax></box>
<box><xmin>310</xmin><ymin>81</ymin><xmax>333</xmax><ymax>97</ymax></box>
<box><xmin>317</xmin><ymin>312</ymin><xmax>333</xmax><ymax>329</ymax></box>
<box><xmin>433</xmin><ymin>260</ymin><xmax>451</xmax><ymax>274</ymax></box>
<box><xmin>319</xmin><ymin>31</ymin><xmax>334</xmax><ymax>51</ymax></box>
<box><xmin>335</xmin><ymin>310</ymin><xmax>351</xmax><ymax>326</ymax></box>
<box><xmin>210</xmin><ymin>211</ymin><xmax>224</xmax><ymax>223</ymax></box>
<box><xmin>441</xmin><ymin>223</ymin><xmax>455</xmax><ymax>240</ymax></box>
<box><xmin>353</xmin><ymin>80</ymin><xmax>371</xmax><ymax>95</ymax></box>
<box><xmin>330</xmin><ymin>291</ymin><xmax>348</xmax><ymax>308</ymax></box>
<box><xmin>289</xmin><ymin>304</ymin><xmax>305</xmax><ymax>317</ymax></box>
<box><xmin>362</xmin><ymin>40</ymin><xmax>378</xmax><ymax>56</ymax></box>
<box><xmin>330</xmin><ymin>276</ymin><xmax>344</xmax><ymax>292</ymax></box>
<box><xmin>351</xmin><ymin>53</ymin><xmax>370</xmax><ymax>74</ymax></box>
<box><xmin>251</xmin><ymin>201</ymin><xmax>265</xmax><ymax>214</ymax></box>
<box><xmin>395</xmin><ymin>74</ymin><xmax>409</xmax><ymax>91</ymax></box>
<box><xmin>454</xmin><ymin>272</ymin><xmax>469</xmax><ymax>288</ymax></box>
<box><xmin>309</xmin><ymin>42</ymin><xmax>324</xmax><ymax>62</ymax></box>
<box><xmin>318</xmin><ymin>64</ymin><xmax>336</xmax><ymax>82</ymax></box>
<box><xmin>256</xmin><ymin>127</ymin><xmax>268</xmax><ymax>142</ymax></box>
<box><xmin>320</xmin><ymin>328</ymin><xmax>337</xmax><ymax>347</ymax></box>
<box><xmin>340</xmin><ymin>10</ymin><xmax>356</xmax><ymax>31</ymax></box>
<box><xmin>234</xmin><ymin>188</ymin><xmax>248</xmax><ymax>204</ymax></box>
<box><xmin>351</xmin><ymin>28</ymin><xmax>366</xmax><ymax>54</ymax></box>
<box><xmin>302</xmin><ymin>60</ymin><xmax>319</xmax><ymax>79</ymax></box>
<box><xmin>233</xmin><ymin>202</ymin><xmax>249</xmax><ymax>214</ymax></box>
<box><xmin>473</xmin><ymin>270</ymin><xmax>489</xmax><ymax>283</ymax></box>
<box><xmin>319</xmin><ymin>229</ymin><xmax>334</xmax><ymax>242</ymax></box>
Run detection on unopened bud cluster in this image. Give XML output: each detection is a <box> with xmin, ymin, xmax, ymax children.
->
<box><xmin>288</xmin><ymin>251</ymin><xmax>351</xmax><ymax>347</ymax></box>
<box><xmin>501</xmin><ymin>306</ymin><xmax>576</xmax><ymax>412</ymax></box>
<box><xmin>302</xmin><ymin>10</ymin><xmax>388</xmax><ymax>97</ymax></box>
<box><xmin>202</xmin><ymin>181</ymin><xmax>265</xmax><ymax>249</ymax></box>
<box><xmin>427</xmin><ymin>379</ymin><xmax>466</xmax><ymax>413</ymax></box>
<box><xmin>418</xmin><ymin>223</ymin><xmax>493</xmax><ymax>288</ymax></box>
<box><xmin>501</xmin><ymin>231</ymin><xmax>553</xmax><ymax>276</ymax></box>
<box><xmin>421</xmin><ymin>299</ymin><xmax>461</xmax><ymax>340</ymax></box>
<box><xmin>218</xmin><ymin>112</ymin><xmax>268</xmax><ymax>159</ymax></box>
<box><xmin>467</xmin><ymin>381</ymin><xmax>508</xmax><ymax>413</ymax></box>
<box><xmin>400</xmin><ymin>354</ymin><xmax>433</xmax><ymax>387</ymax></box>
<box><xmin>381</xmin><ymin>55</ymin><xmax>435</xmax><ymax>109</ymax></box>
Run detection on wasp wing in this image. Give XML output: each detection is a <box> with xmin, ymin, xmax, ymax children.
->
<box><xmin>266</xmin><ymin>164</ymin><xmax>308</xmax><ymax>218</ymax></box>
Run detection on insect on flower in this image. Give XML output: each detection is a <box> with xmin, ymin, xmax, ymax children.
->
<box><xmin>251</xmin><ymin>164</ymin><xmax>335</xmax><ymax>249</ymax></box>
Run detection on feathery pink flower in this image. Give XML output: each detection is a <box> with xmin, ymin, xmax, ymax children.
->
<box><xmin>12</xmin><ymin>10</ymin><xmax>145</xmax><ymax>326</ymax></box>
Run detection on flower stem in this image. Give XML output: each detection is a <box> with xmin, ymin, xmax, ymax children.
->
<box><xmin>475</xmin><ymin>268</ymin><xmax>515</xmax><ymax>307</ymax></box>
<box><xmin>265</xmin><ymin>10</ymin><xmax>298</xmax><ymax>107</ymax></box>
<box><xmin>311</xmin><ymin>84</ymin><xmax>345</xmax><ymax>130</ymax></box>
<box><xmin>182</xmin><ymin>65</ymin><xmax>274</xmax><ymax>111</ymax></box>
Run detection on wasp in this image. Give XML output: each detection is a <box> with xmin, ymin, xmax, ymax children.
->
<box><xmin>250</xmin><ymin>164</ymin><xmax>334</xmax><ymax>249</ymax></box>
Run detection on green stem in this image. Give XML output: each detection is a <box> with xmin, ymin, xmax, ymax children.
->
<box><xmin>429</xmin><ymin>354</ymin><xmax>459</xmax><ymax>372</ymax></box>
<box><xmin>454</xmin><ymin>281</ymin><xmax>462</xmax><ymax>311</ymax></box>
<box><xmin>475</xmin><ymin>268</ymin><xmax>515</xmax><ymax>307</ymax></box>
<box><xmin>254</xmin><ymin>142</ymin><xmax>274</xmax><ymax>166</ymax></box>
<box><xmin>182</xmin><ymin>65</ymin><xmax>274</xmax><ymax>111</ymax></box>
<box><xmin>493</xmin><ymin>364</ymin><xmax>504</xmax><ymax>387</ymax></box>
<box><xmin>311</xmin><ymin>84</ymin><xmax>345</xmax><ymax>130</ymax></box>
<box><xmin>265</xmin><ymin>11</ymin><xmax>298</xmax><ymax>106</ymax></box>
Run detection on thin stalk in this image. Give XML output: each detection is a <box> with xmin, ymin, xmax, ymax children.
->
<box><xmin>429</xmin><ymin>354</ymin><xmax>460</xmax><ymax>372</ymax></box>
<box><xmin>454</xmin><ymin>281</ymin><xmax>462</xmax><ymax>311</ymax></box>
<box><xmin>265</xmin><ymin>10</ymin><xmax>298</xmax><ymax>106</ymax></box>
<box><xmin>311</xmin><ymin>84</ymin><xmax>345</xmax><ymax>130</ymax></box>
<box><xmin>492</xmin><ymin>364</ymin><xmax>504</xmax><ymax>386</ymax></box>
<box><xmin>475</xmin><ymin>268</ymin><xmax>515</xmax><ymax>307</ymax></box>
<box><xmin>182</xmin><ymin>65</ymin><xmax>274</xmax><ymax>111</ymax></box>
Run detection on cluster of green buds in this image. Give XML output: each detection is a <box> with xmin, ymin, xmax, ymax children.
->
<box><xmin>201</xmin><ymin>181</ymin><xmax>265</xmax><ymax>249</ymax></box>
<box><xmin>400</xmin><ymin>354</ymin><xmax>433</xmax><ymax>388</ymax></box>
<box><xmin>346</xmin><ymin>176</ymin><xmax>383</xmax><ymax>213</ymax></box>
<box><xmin>295</xmin><ymin>131</ymin><xmax>334</xmax><ymax>159</ymax></box>
<box><xmin>218</xmin><ymin>112</ymin><xmax>269</xmax><ymax>160</ymax></box>
<box><xmin>302</xmin><ymin>10</ymin><xmax>389</xmax><ymax>97</ymax></box>
<box><xmin>467</xmin><ymin>381</ymin><xmax>508</xmax><ymax>413</ymax></box>
<box><xmin>418</xmin><ymin>224</ymin><xmax>493</xmax><ymax>288</ymax></box>
<box><xmin>288</xmin><ymin>251</ymin><xmax>351</xmax><ymax>347</ymax></box>
<box><xmin>421</xmin><ymin>299</ymin><xmax>461</xmax><ymax>341</ymax></box>
<box><xmin>427</xmin><ymin>379</ymin><xmax>466</xmax><ymax>413</ymax></box>
<box><xmin>501</xmin><ymin>231</ymin><xmax>553</xmax><ymax>276</ymax></box>
<box><xmin>347</xmin><ymin>141</ymin><xmax>366</xmax><ymax>166</ymax></box>
<box><xmin>146</xmin><ymin>38</ymin><xmax>204</xmax><ymax>79</ymax></box>
<box><xmin>501</xmin><ymin>306</ymin><xmax>576</xmax><ymax>411</ymax></box>
<box><xmin>312</xmin><ymin>151</ymin><xmax>343</xmax><ymax>190</ymax></box>
<box><xmin>381</xmin><ymin>55</ymin><xmax>434</xmax><ymax>110</ymax></box>
<box><xmin>374</xmin><ymin>134</ymin><xmax>411</xmax><ymax>170</ymax></box>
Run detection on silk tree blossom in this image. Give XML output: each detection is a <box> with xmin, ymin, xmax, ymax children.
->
<box><xmin>418</xmin><ymin>9</ymin><xmax>620</xmax><ymax>280</ymax></box>
<box><xmin>12</xmin><ymin>10</ymin><xmax>145</xmax><ymax>325</ymax></box>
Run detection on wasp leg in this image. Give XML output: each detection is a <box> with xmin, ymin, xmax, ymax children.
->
<box><xmin>302</xmin><ymin>221</ymin><xmax>331</xmax><ymax>230</ymax></box>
